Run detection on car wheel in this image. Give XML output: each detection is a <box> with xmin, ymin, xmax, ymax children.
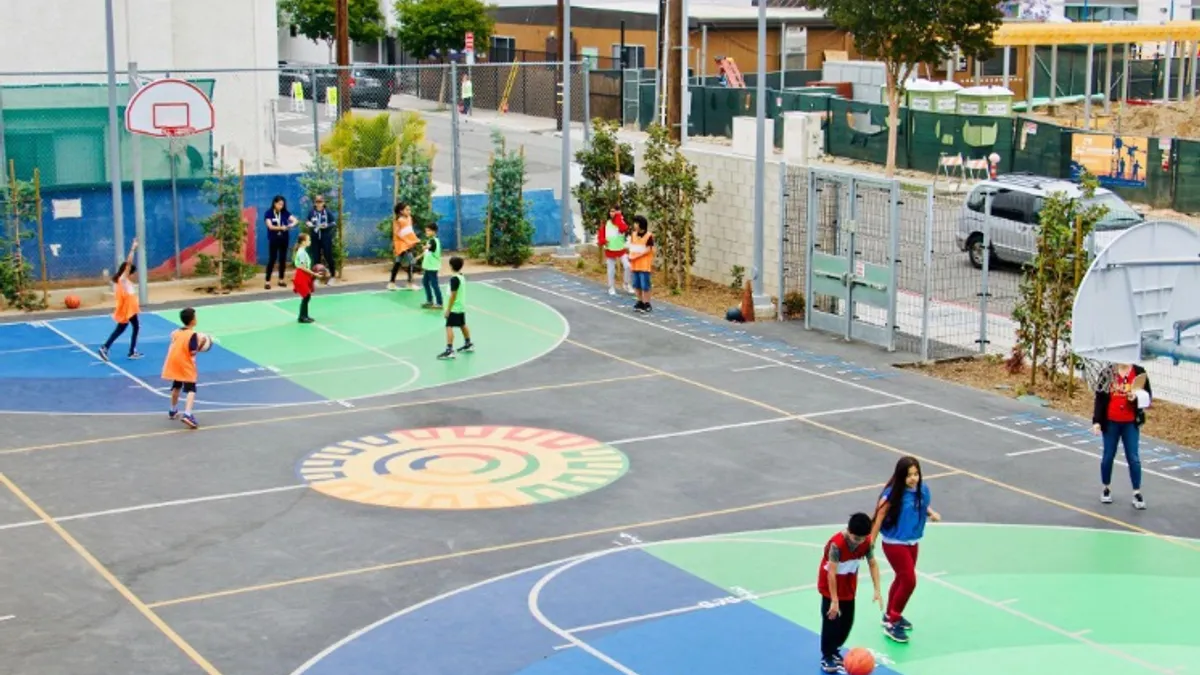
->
<box><xmin>967</xmin><ymin>234</ymin><xmax>987</xmax><ymax>269</ymax></box>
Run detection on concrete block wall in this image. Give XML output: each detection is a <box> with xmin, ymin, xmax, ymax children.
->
<box><xmin>631</xmin><ymin>141</ymin><xmax>785</xmax><ymax>301</ymax></box>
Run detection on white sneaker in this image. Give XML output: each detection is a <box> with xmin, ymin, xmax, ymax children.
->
<box><xmin>608</xmin><ymin>287</ymin><xmax>617</xmax><ymax>296</ymax></box>
<box><xmin>1101</xmin><ymin>488</ymin><xmax>1113</xmax><ymax>504</ymax></box>
<box><xmin>326</xmin><ymin>278</ymin><xmax>336</xmax><ymax>286</ymax></box>
<box><xmin>1132</xmin><ymin>493</ymin><xmax>1146</xmax><ymax>510</ymax></box>
<box><xmin>387</xmin><ymin>283</ymin><xmax>397</xmax><ymax>291</ymax></box>
<box><xmin>624</xmin><ymin>285</ymin><xmax>634</xmax><ymax>294</ymax></box>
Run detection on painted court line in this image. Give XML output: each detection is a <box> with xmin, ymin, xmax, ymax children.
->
<box><xmin>0</xmin><ymin>614</ymin><xmax>13</xmax><ymax>623</ymax></box>
<box><xmin>731</xmin><ymin>364</ymin><xmax>781</xmax><ymax>372</ymax></box>
<box><xmin>42</xmin><ymin>323</ymin><xmax>163</xmax><ymax>399</ymax></box>
<box><xmin>0</xmin><ymin>415</ymin><xmax>870</xmax><ymax>533</ymax></box>
<box><xmin>499</xmin><ymin>278</ymin><xmax>1200</xmax><ymax>494</ymax></box>
<box><xmin>1006</xmin><ymin>446</ymin><xmax>1059</xmax><ymax>457</ymax></box>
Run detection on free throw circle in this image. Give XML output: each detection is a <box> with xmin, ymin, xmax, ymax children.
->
<box><xmin>296</xmin><ymin>426</ymin><xmax>630</xmax><ymax>510</ymax></box>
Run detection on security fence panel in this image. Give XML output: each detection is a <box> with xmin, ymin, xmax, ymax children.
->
<box><xmin>804</xmin><ymin>168</ymin><xmax>900</xmax><ymax>351</ymax></box>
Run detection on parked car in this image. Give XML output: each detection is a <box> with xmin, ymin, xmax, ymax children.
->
<box><xmin>311</xmin><ymin>64</ymin><xmax>395</xmax><ymax>109</ymax></box>
<box><xmin>955</xmin><ymin>173</ymin><xmax>1146</xmax><ymax>268</ymax></box>
<box><xmin>277</xmin><ymin>60</ymin><xmax>317</xmax><ymax>99</ymax></box>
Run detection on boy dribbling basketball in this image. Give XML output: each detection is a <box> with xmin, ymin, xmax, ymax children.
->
<box><xmin>818</xmin><ymin>512</ymin><xmax>883</xmax><ymax>673</ymax></box>
<box><xmin>161</xmin><ymin>307</ymin><xmax>201</xmax><ymax>429</ymax></box>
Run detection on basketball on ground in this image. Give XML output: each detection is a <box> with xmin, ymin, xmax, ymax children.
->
<box><xmin>64</xmin><ymin>295</ymin><xmax>81</xmax><ymax>310</ymax></box>
<box><xmin>843</xmin><ymin>647</ymin><xmax>875</xmax><ymax>675</ymax></box>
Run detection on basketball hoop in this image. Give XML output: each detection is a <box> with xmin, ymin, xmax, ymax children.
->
<box><xmin>1075</xmin><ymin>353</ymin><xmax>1116</xmax><ymax>394</ymax></box>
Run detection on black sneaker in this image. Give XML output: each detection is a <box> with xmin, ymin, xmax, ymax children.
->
<box><xmin>98</xmin><ymin>346</ymin><xmax>110</xmax><ymax>362</ymax></box>
<box><xmin>1133</xmin><ymin>493</ymin><xmax>1146</xmax><ymax>510</ymax></box>
<box><xmin>127</xmin><ymin>351</ymin><xmax>144</xmax><ymax>360</ymax></box>
<box><xmin>457</xmin><ymin>341</ymin><xmax>474</xmax><ymax>353</ymax></box>
<box><xmin>820</xmin><ymin>656</ymin><xmax>845</xmax><ymax>674</ymax></box>
<box><xmin>1101</xmin><ymin>487</ymin><xmax>1113</xmax><ymax>504</ymax></box>
<box><xmin>298</xmin><ymin>317</ymin><xmax>314</xmax><ymax>324</ymax></box>
<box><xmin>884</xmin><ymin>621</ymin><xmax>909</xmax><ymax>643</ymax></box>
<box><xmin>437</xmin><ymin>347</ymin><xmax>455</xmax><ymax>360</ymax></box>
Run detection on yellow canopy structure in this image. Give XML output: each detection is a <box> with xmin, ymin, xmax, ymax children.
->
<box><xmin>994</xmin><ymin>20</ymin><xmax>1200</xmax><ymax>46</ymax></box>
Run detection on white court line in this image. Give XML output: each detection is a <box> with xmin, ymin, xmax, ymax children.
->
<box><xmin>731</xmin><ymin>364</ymin><xmax>780</xmax><ymax>372</ymax></box>
<box><xmin>0</xmin><ymin>615</ymin><xmax>13</xmax><ymax>622</ymax></box>
<box><xmin>0</xmin><ymin>343</ymin><xmax>79</xmax><ymax>356</ymax></box>
<box><xmin>42</xmin><ymin>323</ymin><xmax>165</xmax><ymax>399</ymax></box>
<box><xmin>288</xmin><ymin>523</ymin><xmax>1196</xmax><ymax>675</ymax></box>
<box><xmin>136</xmin><ymin>361</ymin><xmax>411</xmax><ymax>390</ymax></box>
<box><xmin>1006</xmin><ymin>446</ymin><xmax>1059</xmax><ymax>458</ymax></box>
<box><xmin>0</xmin><ymin>414</ymin><xmax>847</xmax><ymax>533</ymax></box>
<box><xmin>497</xmin><ymin>278</ymin><xmax>1200</xmax><ymax>491</ymax></box>
<box><xmin>0</xmin><ymin>485</ymin><xmax>309</xmax><ymax>532</ymax></box>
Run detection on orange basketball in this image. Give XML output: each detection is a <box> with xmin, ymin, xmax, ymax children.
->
<box><xmin>843</xmin><ymin>647</ymin><xmax>875</xmax><ymax>675</ymax></box>
<box><xmin>64</xmin><ymin>295</ymin><xmax>81</xmax><ymax>310</ymax></box>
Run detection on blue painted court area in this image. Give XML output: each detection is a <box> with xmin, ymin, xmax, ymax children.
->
<box><xmin>293</xmin><ymin>547</ymin><xmax>901</xmax><ymax>675</ymax></box>
<box><xmin>0</xmin><ymin>315</ymin><xmax>321</xmax><ymax>414</ymax></box>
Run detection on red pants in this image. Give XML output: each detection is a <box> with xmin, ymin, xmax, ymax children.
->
<box><xmin>882</xmin><ymin>541</ymin><xmax>919</xmax><ymax>622</ymax></box>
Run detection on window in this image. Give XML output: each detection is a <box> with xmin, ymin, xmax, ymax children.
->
<box><xmin>490</xmin><ymin>36</ymin><xmax>516</xmax><ymax>63</ymax></box>
<box><xmin>1194</xmin><ymin>6</ymin><xmax>1199</xmax><ymax>19</ymax></box>
<box><xmin>990</xmin><ymin>189</ymin><xmax>1036</xmax><ymax>223</ymax></box>
<box><xmin>1063</xmin><ymin>4</ymin><xmax>1137</xmax><ymax>21</ymax></box>
<box><xmin>611</xmin><ymin>44</ymin><xmax>646</xmax><ymax>69</ymax></box>
<box><xmin>980</xmin><ymin>48</ymin><xmax>1017</xmax><ymax>77</ymax></box>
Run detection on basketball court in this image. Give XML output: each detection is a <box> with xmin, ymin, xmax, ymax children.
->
<box><xmin>0</xmin><ymin>268</ymin><xmax>1197</xmax><ymax>675</ymax></box>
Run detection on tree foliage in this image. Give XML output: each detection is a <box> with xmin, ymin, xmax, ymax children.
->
<box><xmin>0</xmin><ymin>172</ymin><xmax>45</xmax><ymax>311</ymax></box>
<box><xmin>393</xmin><ymin>0</ymin><xmax>495</xmax><ymax>61</ymax></box>
<box><xmin>804</xmin><ymin>0</ymin><xmax>1002</xmax><ymax>176</ymax></box>
<box><xmin>280</xmin><ymin>0</ymin><xmax>386</xmax><ymax>58</ymax></box>
<box><xmin>469</xmin><ymin>131</ymin><xmax>534</xmax><ymax>266</ymax></box>
<box><xmin>640</xmin><ymin>124</ymin><xmax>714</xmax><ymax>294</ymax></box>
<box><xmin>378</xmin><ymin>143</ymin><xmax>440</xmax><ymax>258</ymax></box>
<box><xmin>321</xmin><ymin>110</ymin><xmax>430</xmax><ymax>169</ymax></box>
<box><xmin>1007</xmin><ymin>172</ymin><xmax>1109</xmax><ymax>388</ymax></box>
<box><xmin>197</xmin><ymin>160</ymin><xmax>254</xmax><ymax>290</ymax></box>
<box><xmin>572</xmin><ymin>119</ymin><xmax>639</xmax><ymax>242</ymax></box>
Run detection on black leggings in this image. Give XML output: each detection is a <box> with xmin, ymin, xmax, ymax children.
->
<box><xmin>267</xmin><ymin>238</ymin><xmax>289</xmax><ymax>282</ymax></box>
<box><xmin>103</xmin><ymin>315</ymin><xmax>140</xmax><ymax>354</ymax></box>
<box><xmin>299</xmin><ymin>295</ymin><xmax>311</xmax><ymax>320</ymax></box>
<box><xmin>820</xmin><ymin>597</ymin><xmax>855</xmax><ymax>660</ymax></box>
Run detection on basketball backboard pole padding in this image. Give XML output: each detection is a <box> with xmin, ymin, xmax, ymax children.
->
<box><xmin>1072</xmin><ymin>220</ymin><xmax>1200</xmax><ymax>365</ymax></box>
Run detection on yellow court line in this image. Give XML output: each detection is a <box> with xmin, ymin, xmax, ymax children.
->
<box><xmin>0</xmin><ymin>373</ymin><xmax>658</xmax><ymax>456</ymax></box>
<box><xmin>0</xmin><ymin>473</ymin><xmax>223</xmax><ymax>675</ymax></box>
<box><xmin>145</xmin><ymin>471</ymin><xmax>961</xmax><ymax>609</ymax></box>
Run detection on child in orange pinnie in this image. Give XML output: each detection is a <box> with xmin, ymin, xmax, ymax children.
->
<box><xmin>628</xmin><ymin>215</ymin><xmax>654</xmax><ymax>313</ymax></box>
<box><xmin>161</xmin><ymin>307</ymin><xmax>201</xmax><ymax>429</ymax></box>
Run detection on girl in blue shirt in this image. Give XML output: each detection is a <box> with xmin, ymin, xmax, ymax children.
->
<box><xmin>870</xmin><ymin>456</ymin><xmax>940</xmax><ymax>644</ymax></box>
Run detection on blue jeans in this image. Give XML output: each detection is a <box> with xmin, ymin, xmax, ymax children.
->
<box><xmin>423</xmin><ymin>270</ymin><xmax>443</xmax><ymax>305</ymax></box>
<box><xmin>1101</xmin><ymin>421</ymin><xmax>1142</xmax><ymax>490</ymax></box>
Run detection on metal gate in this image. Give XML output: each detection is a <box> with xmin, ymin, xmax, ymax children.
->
<box><xmin>803</xmin><ymin>168</ymin><xmax>900</xmax><ymax>351</ymax></box>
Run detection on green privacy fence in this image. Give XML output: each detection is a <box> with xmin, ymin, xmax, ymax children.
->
<box><xmin>0</xmin><ymin>80</ymin><xmax>216</xmax><ymax>189</ymax></box>
<box><xmin>637</xmin><ymin>80</ymin><xmax>1200</xmax><ymax>214</ymax></box>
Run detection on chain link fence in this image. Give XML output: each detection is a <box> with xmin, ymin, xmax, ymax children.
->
<box><xmin>0</xmin><ymin>62</ymin><xmax>583</xmax><ymax>294</ymax></box>
<box><xmin>781</xmin><ymin>164</ymin><xmax>1200</xmax><ymax>409</ymax></box>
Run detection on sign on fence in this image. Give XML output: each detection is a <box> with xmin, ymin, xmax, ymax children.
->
<box><xmin>1070</xmin><ymin>133</ymin><xmax>1148</xmax><ymax>188</ymax></box>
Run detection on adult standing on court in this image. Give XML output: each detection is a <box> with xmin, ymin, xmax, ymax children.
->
<box><xmin>307</xmin><ymin>194</ymin><xmax>337</xmax><ymax>286</ymax></box>
<box><xmin>1092</xmin><ymin>363</ymin><xmax>1152</xmax><ymax>510</ymax></box>
<box><xmin>265</xmin><ymin>195</ymin><xmax>297</xmax><ymax>289</ymax></box>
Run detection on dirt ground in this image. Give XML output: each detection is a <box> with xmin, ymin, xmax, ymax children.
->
<box><xmin>910</xmin><ymin>355</ymin><xmax>1200</xmax><ymax>450</ymax></box>
<box><xmin>1037</xmin><ymin>98</ymin><xmax>1200</xmax><ymax>140</ymax></box>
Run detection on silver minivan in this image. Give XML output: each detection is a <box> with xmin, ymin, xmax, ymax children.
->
<box><xmin>955</xmin><ymin>174</ymin><xmax>1145</xmax><ymax>268</ymax></box>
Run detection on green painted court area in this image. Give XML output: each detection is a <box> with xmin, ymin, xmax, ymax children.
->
<box><xmin>153</xmin><ymin>284</ymin><xmax>567</xmax><ymax>404</ymax></box>
<box><xmin>647</xmin><ymin>525</ymin><xmax>1199</xmax><ymax>675</ymax></box>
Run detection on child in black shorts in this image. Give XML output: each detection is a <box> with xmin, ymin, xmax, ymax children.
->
<box><xmin>438</xmin><ymin>256</ymin><xmax>475</xmax><ymax>360</ymax></box>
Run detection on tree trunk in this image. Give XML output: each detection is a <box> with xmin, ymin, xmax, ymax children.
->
<box><xmin>884</xmin><ymin>77</ymin><xmax>901</xmax><ymax>178</ymax></box>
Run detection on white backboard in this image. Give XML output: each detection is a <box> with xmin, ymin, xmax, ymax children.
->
<box><xmin>125</xmin><ymin>78</ymin><xmax>214</xmax><ymax>137</ymax></box>
<box><xmin>1072</xmin><ymin>220</ymin><xmax>1200</xmax><ymax>363</ymax></box>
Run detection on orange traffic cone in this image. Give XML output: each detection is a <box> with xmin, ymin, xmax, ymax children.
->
<box><xmin>740</xmin><ymin>280</ymin><xmax>755</xmax><ymax>323</ymax></box>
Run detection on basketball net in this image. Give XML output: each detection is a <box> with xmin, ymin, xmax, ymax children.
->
<box><xmin>162</xmin><ymin>126</ymin><xmax>196</xmax><ymax>154</ymax></box>
<box><xmin>1074</xmin><ymin>353</ymin><xmax>1116</xmax><ymax>394</ymax></box>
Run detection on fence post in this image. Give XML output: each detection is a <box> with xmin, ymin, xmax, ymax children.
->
<box><xmin>804</xmin><ymin>169</ymin><xmax>817</xmax><ymax>331</ymax></box>
<box><xmin>845</xmin><ymin>177</ymin><xmax>858</xmax><ymax>342</ymax></box>
<box><xmin>777</xmin><ymin>161</ymin><xmax>788</xmax><ymax>322</ymax></box>
<box><xmin>979</xmin><ymin>192</ymin><xmax>993</xmax><ymax>355</ymax></box>
<box><xmin>451</xmin><ymin>61</ymin><xmax>463</xmax><ymax>250</ymax></box>
<box><xmin>0</xmin><ymin>86</ymin><xmax>7</xmax><ymax>173</ymax></box>
<box><xmin>310</xmin><ymin>67</ymin><xmax>320</xmax><ymax>152</ymax></box>
<box><xmin>921</xmin><ymin>185</ymin><xmax>933</xmax><ymax>362</ymax></box>
<box><xmin>583</xmin><ymin>59</ymin><xmax>592</xmax><ymax>149</ymax></box>
<box><xmin>886</xmin><ymin>179</ymin><xmax>900</xmax><ymax>352</ymax></box>
<box><xmin>128</xmin><ymin>62</ymin><xmax>149</xmax><ymax>301</ymax></box>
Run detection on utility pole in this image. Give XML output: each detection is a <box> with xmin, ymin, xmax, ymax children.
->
<box><xmin>665</xmin><ymin>0</ymin><xmax>682</xmax><ymax>141</ymax></box>
<box><xmin>336</xmin><ymin>0</ymin><xmax>351</xmax><ymax>117</ymax></box>
<box><xmin>556</xmin><ymin>0</ymin><xmax>565</xmax><ymax>132</ymax></box>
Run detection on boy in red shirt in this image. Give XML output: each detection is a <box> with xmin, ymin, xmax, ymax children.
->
<box><xmin>818</xmin><ymin>512</ymin><xmax>884</xmax><ymax>673</ymax></box>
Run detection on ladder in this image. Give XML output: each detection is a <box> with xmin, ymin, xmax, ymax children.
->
<box><xmin>499</xmin><ymin>57</ymin><xmax>521</xmax><ymax>113</ymax></box>
<box><xmin>716</xmin><ymin>57</ymin><xmax>745</xmax><ymax>88</ymax></box>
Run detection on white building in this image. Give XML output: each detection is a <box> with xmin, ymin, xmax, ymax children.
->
<box><xmin>0</xmin><ymin>0</ymin><xmax>279</xmax><ymax>173</ymax></box>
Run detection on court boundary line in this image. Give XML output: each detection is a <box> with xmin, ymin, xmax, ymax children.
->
<box><xmin>289</xmin><ymin>522</ymin><xmax>1194</xmax><ymax>675</ymax></box>
<box><xmin>0</xmin><ymin>284</ymin><xmax>571</xmax><ymax>416</ymax></box>
<box><xmin>0</xmin><ymin>402</ymin><xmax>900</xmax><ymax>534</ymax></box>
<box><xmin>0</xmin><ymin>473</ymin><xmax>222</xmax><ymax>675</ymax></box>
<box><xmin>497</xmin><ymin>278</ymin><xmax>1200</xmax><ymax>491</ymax></box>
<box><xmin>146</xmin><ymin>472</ymin><xmax>962</xmax><ymax>610</ymax></box>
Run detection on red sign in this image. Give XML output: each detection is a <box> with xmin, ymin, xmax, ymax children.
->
<box><xmin>465</xmin><ymin>32</ymin><xmax>475</xmax><ymax>52</ymax></box>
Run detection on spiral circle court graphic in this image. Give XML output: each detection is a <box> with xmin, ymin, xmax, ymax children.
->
<box><xmin>297</xmin><ymin>426</ymin><xmax>630</xmax><ymax>510</ymax></box>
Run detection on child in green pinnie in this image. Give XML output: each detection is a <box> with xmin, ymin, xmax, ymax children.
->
<box><xmin>438</xmin><ymin>256</ymin><xmax>474</xmax><ymax>360</ymax></box>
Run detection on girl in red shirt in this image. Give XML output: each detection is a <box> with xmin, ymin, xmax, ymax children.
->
<box><xmin>1092</xmin><ymin>363</ymin><xmax>1151</xmax><ymax>510</ymax></box>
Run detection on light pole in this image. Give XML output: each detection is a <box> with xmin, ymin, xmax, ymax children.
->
<box><xmin>104</xmin><ymin>0</ymin><xmax>126</xmax><ymax>272</ymax></box>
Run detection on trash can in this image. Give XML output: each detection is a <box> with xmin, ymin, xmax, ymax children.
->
<box><xmin>956</xmin><ymin>85</ymin><xmax>1015</xmax><ymax>117</ymax></box>
<box><xmin>905</xmin><ymin>79</ymin><xmax>962</xmax><ymax>113</ymax></box>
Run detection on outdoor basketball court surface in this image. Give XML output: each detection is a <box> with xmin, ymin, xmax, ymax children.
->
<box><xmin>0</xmin><ymin>268</ymin><xmax>1197</xmax><ymax>675</ymax></box>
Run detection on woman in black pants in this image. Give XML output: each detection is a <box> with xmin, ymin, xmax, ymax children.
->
<box><xmin>265</xmin><ymin>195</ymin><xmax>297</xmax><ymax>289</ymax></box>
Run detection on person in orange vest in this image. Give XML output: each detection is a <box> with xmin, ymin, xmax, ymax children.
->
<box><xmin>598</xmin><ymin>208</ymin><xmax>633</xmax><ymax>296</ymax></box>
<box><xmin>388</xmin><ymin>202</ymin><xmax>421</xmax><ymax>290</ymax></box>
<box><xmin>99</xmin><ymin>239</ymin><xmax>142</xmax><ymax>361</ymax></box>
<box><xmin>161</xmin><ymin>307</ymin><xmax>202</xmax><ymax>429</ymax></box>
<box><xmin>628</xmin><ymin>215</ymin><xmax>655</xmax><ymax>313</ymax></box>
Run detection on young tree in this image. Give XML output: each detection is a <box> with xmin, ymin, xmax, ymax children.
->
<box><xmin>572</xmin><ymin>119</ymin><xmax>639</xmax><ymax>245</ymax></box>
<box><xmin>469</xmin><ymin>130</ymin><xmax>534</xmax><ymax>267</ymax></box>
<box><xmin>804</xmin><ymin>0</ymin><xmax>1003</xmax><ymax>176</ymax></box>
<box><xmin>393</xmin><ymin>0</ymin><xmax>495</xmax><ymax>61</ymax></box>
<box><xmin>641</xmin><ymin>124</ymin><xmax>713</xmax><ymax>293</ymax></box>
<box><xmin>197</xmin><ymin>159</ymin><xmax>254</xmax><ymax>291</ymax></box>
<box><xmin>280</xmin><ymin>0</ymin><xmax>386</xmax><ymax>61</ymax></box>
